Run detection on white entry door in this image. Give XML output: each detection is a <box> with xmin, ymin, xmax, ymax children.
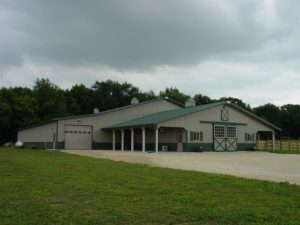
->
<box><xmin>177</xmin><ymin>130</ymin><xmax>183</xmax><ymax>152</ymax></box>
<box><xmin>64</xmin><ymin>125</ymin><xmax>92</xmax><ymax>150</ymax></box>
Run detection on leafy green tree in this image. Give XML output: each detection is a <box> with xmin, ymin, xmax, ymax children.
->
<box><xmin>12</xmin><ymin>95</ymin><xmax>39</xmax><ymax>127</ymax></box>
<box><xmin>0</xmin><ymin>87</ymin><xmax>39</xmax><ymax>143</ymax></box>
<box><xmin>67</xmin><ymin>84</ymin><xmax>94</xmax><ymax>115</ymax></box>
<box><xmin>194</xmin><ymin>94</ymin><xmax>215</xmax><ymax>105</ymax></box>
<box><xmin>134</xmin><ymin>90</ymin><xmax>157</xmax><ymax>103</ymax></box>
<box><xmin>92</xmin><ymin>80</ymin><xmax>142</xmax><ymax>111</ymax></box>
<box><xmin>253</xmin><ymin>103</ymin><xmax>285</xmax><ymax>137</ymax></box>
<box><xmin>159</xmin><ymin>87</ymin><xmax>190</xmax><ymax>104</ymax></box>
<box><xmin>34</xmin><ymin>78</ymin><xmax>68</xmax><ymax>120</ymax></box>
<box><xmin>280</xmin><ymin>104</ymin><xmax>300</xmax><ymax>139</ymax></box>
<box><xmin>219</xmin><ymin>97</ymin><xmax>252</xmax><ymax>111</ymax></box>
<box><xmin>253</xmin><ymin>104</ymin><xmax>281</xmax><ymax>125</ymax></box>
<box><xmin>0</xmin><ymin>101</ymin><xmax>12</xmax><ymax>144</ymax></box>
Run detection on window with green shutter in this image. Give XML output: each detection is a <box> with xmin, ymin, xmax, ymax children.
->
<box><xmin>200</xmin><ymin>131</ymin><xmax>203</xmax><ymax>141</ymax></box>
<box><xmin>190</xmin><ymin>131</ymin><xmax>194</xmax><ymax>142</ymax></box>
<box><xmin>245</xmin><ymin>133</ymin><xmax>255</xmax><ymax>142</ymax></box>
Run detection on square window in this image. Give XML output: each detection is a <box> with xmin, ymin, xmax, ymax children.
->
<box><xmin>226</xmin><ymin>126</ymin><xmax>236</xmax><ymax>138</ymax></box>
<box><xmin>214</xmin><ymin>125</ymin><xmax>225</xmax><ymax>138</ymax></box>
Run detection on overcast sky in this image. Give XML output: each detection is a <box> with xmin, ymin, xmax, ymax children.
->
<box><xmin>1</xmin><ymin>0</ymin><xmax>300</xmax><ymax>106</ymax></box>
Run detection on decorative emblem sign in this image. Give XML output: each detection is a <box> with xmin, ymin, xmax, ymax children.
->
<box><xmin>221</xmin><ymin>110</ymin><xmax>229</xmax><ymax>121</ymax></box>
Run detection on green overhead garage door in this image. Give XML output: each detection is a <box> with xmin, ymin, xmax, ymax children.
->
<box><xmin>64</xmin><ymin>125</ymin><xmax>92</xmax><ymax>150</ymax></box>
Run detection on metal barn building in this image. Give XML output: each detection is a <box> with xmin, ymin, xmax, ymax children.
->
<box><xmin>18</xmin><ymin>98</ymin><xmax>280</xmax><ymax>152</ymax></box>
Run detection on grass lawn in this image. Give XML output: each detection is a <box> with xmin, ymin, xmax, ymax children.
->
<box><xmin>0</xmin><ymin>148</ymin><xmax>300</xmax><ymax>225</ymax></box>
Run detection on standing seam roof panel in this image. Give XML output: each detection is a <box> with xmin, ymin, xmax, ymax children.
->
<box><xmin>103</xmin><ymin>102</ymin><xmax>223</xmax><ymax>129</ymax></box>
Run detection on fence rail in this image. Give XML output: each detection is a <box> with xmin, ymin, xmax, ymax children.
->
<box><xmin>256</xmin><ymin>140</ymin><xmax>300</xmax><ymax>152</ymax></box>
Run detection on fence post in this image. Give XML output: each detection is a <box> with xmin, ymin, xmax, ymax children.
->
<box><xmin>265</xmin><ymin>141</ymin><xmax>267</xmax><ymax>151</ymax></box>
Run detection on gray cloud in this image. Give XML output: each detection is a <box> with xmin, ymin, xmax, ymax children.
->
<box><xmin>0</xmin><ymin>0</ymin><xmax>288</xmax><ymax>69</ymax></box>
<box><xmin>1</xmin><ymin>0</ymin><xmax>300</xmax><ymax>106</ymax></box>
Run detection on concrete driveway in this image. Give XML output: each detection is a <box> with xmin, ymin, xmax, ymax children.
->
<box><xmin>61</xmin><ymin>150</ymin><xmax>300</xmax><ymax>185</ymax></box>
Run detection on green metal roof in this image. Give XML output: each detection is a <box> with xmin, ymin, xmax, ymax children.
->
<box><xmin>18</xmin><ymin>120</ymin><xmax>57</xmax><ymax>131</ymax></box>
<box><xmin>103</xmin><ymin>101</ymin><xmax>281</xmax><ymax>131</ymax></box>
<box><xmin>18</xmin><ymin>97</ymin><xmax>183</xmax><ymax>131</ymax></box>
<box><xmin>103</xmin><ymin>102</ymin><xmax>224</xmax><ymax>129</ymax></box>
<box><xmin>53</xmin><ymin>97</ymin><xmax>183</xmax><ymax>121</ymax></box>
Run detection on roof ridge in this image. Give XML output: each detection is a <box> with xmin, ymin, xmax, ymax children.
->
<box><xmin>104</xmin><ymin>102</ymin><xmax>224</xmax><ymax>129</ymax></box>
<box><xmin>52</xmin><ymin>97</ymin><xmax>183</xmax><ymax>121</ymax></box>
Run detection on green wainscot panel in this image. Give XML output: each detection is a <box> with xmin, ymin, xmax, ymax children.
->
<box><xmin>237</xmin><ymin>143</ymin><xmax>256</xmax><ymax>151</ymax></box>
<box><xmin>93</xmin><ymin>142</ymin><xmax>113</xmax><ymax>150</ymax></box>
<box><xmin>56</xmin><ymin>142</ymin><xmax>64</xmax><ymax>149</ymax></box>
<box><xmin>145</xmin><ymin>143</ymin><xmax>177</xmax><ymax>152</ymax></box>
<box><xmin>23</xmin><ymin>142</ymin><xmax>64</xmax><ymax>149</ymax></box>
<box><xmin>183</xmin><ymin>143</ymin><xmax>214</xmax><ymax>152</ymax></box>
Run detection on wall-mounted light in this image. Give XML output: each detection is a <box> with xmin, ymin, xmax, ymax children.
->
<box><xmin>77</xmin><ymin>120</ymin><xmax>81</xmax><ymax>124</ymax></box>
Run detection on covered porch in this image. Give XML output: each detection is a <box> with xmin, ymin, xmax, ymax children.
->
<box><xmin>104</xmin><ymin>126</ymin><xmax>185</xmax><ymax>152</ymax></box>
<box><xmin>256</xmin><ymin>130</ymin><xmax>277</xmax><ymax>151</ymax></box>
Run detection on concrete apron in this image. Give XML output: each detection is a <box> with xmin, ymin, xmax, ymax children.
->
<box><xmin>61</xmin><ymin>150</ymin><xmax>300</xmax><ymax>185</ymax></box>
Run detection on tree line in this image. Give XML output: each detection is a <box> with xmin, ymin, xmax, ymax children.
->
<box><xmin>0</xmin><ymin>78</ymin><xmax>299</xmax><ymax>144</ymax></box>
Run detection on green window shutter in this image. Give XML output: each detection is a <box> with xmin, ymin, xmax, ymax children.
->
<box><xmin>185</xmin><ymin>130</ymin><xmax>188</xmax><ymax>143</ymax></box>
<box><xmin>245</xmin><ymin>133</ymin><xmax>247</xmax><ymax>142</ymax></box>
<box><xmin>190</xmin><ymin>131</ymin><xmax>194</xmax><ymax>142</ymax></box>
<box><xmin>200</xmin><ymin>131</ymin><xmax>203</xmax><ymax>141</ymax></box>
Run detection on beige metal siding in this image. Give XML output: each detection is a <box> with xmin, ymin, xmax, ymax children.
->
<box><xmin>158</xmin><ymin>128</ymin><xmax>178</xmax><ymax>142</ymax></box>
<box><xmin>159</xmin><ymin>104</ymin><xmax>274</xmax><ymax>144</ymax></box>
<box><xmin>18</xmin><ymin>122</ymin><xmax>57</xmax><ymax>142</ymax></box>
<box><xmin>57</xmin><ymin>99</ymin><xmax>180</xmax><ymax>142</ymax></box>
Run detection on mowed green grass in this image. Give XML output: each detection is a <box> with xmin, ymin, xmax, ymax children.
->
<box><xmin>0</xmin><ymin>148</ymin><xmax>300</xmax><ymax>225</ymax></box>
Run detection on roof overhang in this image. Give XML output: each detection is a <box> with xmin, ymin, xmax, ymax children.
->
<box><xmin>102</xmin><ymin>123</ymin><xmax>156</xmax><ymax>130</ymax></box>
<box><xmin>225</xmin><ymin>102</ymin><xmax>281</xmax><ymax>131</ymax></box>
<box><xmin>18</xmin><ymin>120</ymin><xmax>57</xmax><ymax>131</ymax></box>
